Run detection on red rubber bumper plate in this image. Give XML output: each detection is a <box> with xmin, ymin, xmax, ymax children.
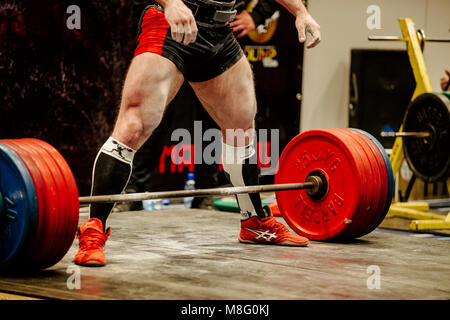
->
<box><xmin>275</xmin><ymin>129</ymin><xmax>364</xmax><ymax>240</ymax></box>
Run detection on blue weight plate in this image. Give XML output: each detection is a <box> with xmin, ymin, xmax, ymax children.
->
<box><xmin>351</xmin><ymin>129</ymin><xmax>394</xmax><ymax>231</ymax></box>
<box><xmin>0</xmin><ymin>142</ymin><xmax>38</xmax><ymax>269</ymax></box>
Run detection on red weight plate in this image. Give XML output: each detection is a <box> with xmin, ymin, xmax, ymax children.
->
<box><xmin>33</xmin><ymin>142</ymin><xmax>73</xmax><ymax>269</ymax></box>
<box><xmin>328</xmin><ymin>129</ymin><xmax>375</xmax><ymax>239</ymax></box>
<box><xmin>17</xmin><ymin>139</ymin><xmax>64</xmax><ymax>268</ymax></box>
<box><xmin>27</xmin><ymin>139</ymin><xmax>79</xmax><ymax>263</ymax></box>
<box><xmin>324</xmin><ymin>130</ymin><xmax>371</xmax><ymax>239</ymax></box>
<box><xmin>19</xmin><ymin>139</ymin><xmax>70</xmax><ymax>269</ymax></box>
<box><xmin>344</xmin><ymin>130</ymin><xmax>384</xmax><ymax>236</ymax></box>
<box><xmin>1</xmin><ymin>139</ymin><xmax>60</xmax><ymax>267</ymax></box>
<box><xmin>27</xmin><ymin>139</ymin><xmax>79</xmax><ymax>265</ymax></box>
<box><xmin>350</xmin><ymin>131</ymin><xmax>389</xmax><ymax>237</ymax></box>
<box><xmin>15</xmin><ymin>139</ymin><xmax>64</xmax><ymax>268</ymax></box>
<box><xmin>30</xmin><ymin>139</ymin><xmax>78</xmax><ymax>230</ymax></box>
<box><xmin>275</xmin><ymin>130</ymin><xmax>364</xmax><ymax>240</ymax></box>
<box><xmin>334</xmin><ymin>129</ymin><xmax>382</xmax><ymax>238</ymax></box>
<box><xmin>267</xmin><ymin>202</ymin><xmax>282</xmax><ymax>217</ymax></box>
<box><xmin>0</xmin><ymin>140</ymin><xmax>44</xmax><ymax>266</ymax></box>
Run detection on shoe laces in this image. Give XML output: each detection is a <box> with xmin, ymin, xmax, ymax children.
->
<box><xmin>261</xmin><ymin>217</ymin><xmax>289</xmax><ymax>233</ymax></box>
<box><xmin>78</xmin><ymin>228</ymin><xmax>109</xmax><ymax>250</ymax></box>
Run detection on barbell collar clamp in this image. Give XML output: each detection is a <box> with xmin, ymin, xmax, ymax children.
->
<box><xmin>305</xmin><ymin>171</ymin><xmax>328</xmax><ymax>200</ymax></box>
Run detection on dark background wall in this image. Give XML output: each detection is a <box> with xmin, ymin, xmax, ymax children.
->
<box><xmin>0</xmin><ymin>0</ymin><xmax>303</xmax><ymax>196</ymax></box>
<box><xmin>1</xmin><ymin>0</ymin><xmax>149</xmax><ymax>195</ymax></box>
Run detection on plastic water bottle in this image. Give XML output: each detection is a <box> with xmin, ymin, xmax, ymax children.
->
<box><xmin>184</xmin><ymin>173</ymin><xmax>195</xmax><ymax>208</ymax></box>
<box><xmin>142</xmin><ymin>199</ymin><xmax>163</xmax><ymax>211</ymax></box>
<box><xmin>162</xmin><ymin>199</ymin><xmax>170</xmax><ymax>208</ymax></box>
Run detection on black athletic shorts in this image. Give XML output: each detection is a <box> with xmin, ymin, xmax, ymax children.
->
<box><xmin>134</xmin><ymin>4</ymin><xmax>244</xmax><ymax>82</ymax></box>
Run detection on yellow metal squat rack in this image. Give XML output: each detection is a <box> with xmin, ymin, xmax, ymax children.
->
<box><xmin>369</xmin><ymin>18</ymin><xmax>450</xmax><ymax>234</ymax></box>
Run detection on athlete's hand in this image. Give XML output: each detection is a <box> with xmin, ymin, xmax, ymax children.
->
<box><xmin>295</xmin><ymin>12</ymin><xmax>321</xmax><ymax>48</ymax></box>
<box><xmin>164</xmin><ymin>0</ymin><xmax>198</xmax><ymax>46</ymax></box>
<box><xmin>229</xmin><ymin>10</ymin><xmax>256</xmax><ymax>38</ymax></box>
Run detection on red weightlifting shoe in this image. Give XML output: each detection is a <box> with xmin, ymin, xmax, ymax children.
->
<box><xmin>239</xmin><ymin>214</ymin><xmax>309</xmax><ymax>247</ymax></box>
<box><xmin>74</xmin><ymin>218</ymin><xmax>111</xmax><ymax>267</ymax></box>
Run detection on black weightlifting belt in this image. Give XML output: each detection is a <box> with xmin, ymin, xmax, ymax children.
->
<box><xmin>183</xmin><ymin>0</ymin><xmax>237</xmax><ymax>27</ymax></box>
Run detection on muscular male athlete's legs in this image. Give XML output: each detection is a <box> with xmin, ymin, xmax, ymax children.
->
<box><xmin>190</xmin><ymin>56</ymin><xmax>309</xmax><ymax>247</ymax></box>
<box><xmin>90</xmin><ymin>52</ymin><xmax>184</xmax><ymax>229</ymax></box>
<box><xmin>190</xmin><ymin>56</ymin><xmax>269</xmax><ymax>220</ymax></box>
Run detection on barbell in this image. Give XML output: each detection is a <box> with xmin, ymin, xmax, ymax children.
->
<box><xmin>380</xmin><ymin>92</ymin><xmax>450</xmax><ymax>182</ymax></box>
<box><xmin>1</xmin><ymin>128</ymin><xmax>396</xmax><ymax>271</ymax></box>
<box><xmin>368</xmin><ymin>28</ymin><xmax>450</xmax><ymax>51</ymax></box>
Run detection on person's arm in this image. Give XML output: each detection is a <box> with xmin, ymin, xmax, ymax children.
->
<box><xmin>156</xmin><ymin>0</ymin><xmax>198</xmax><ymax>45</ymax></box>
<box><xmin>275</xmin><ymin>0</ymin><xmax>320</xmax><ymax>48</ymax></box>
<box><xmin>229</xmin><ymin>0</ymin><xmax>280</xmax><ymax>38</ymax></box>
<box><xmin>250</xmin><ymin>0</ymin><xmax>280</xmax><ymax>27</ymax></box>
<box><xmin>229</xmin><ymin>10</ymin><xmax>257</xmax><ymax>38</ymax></box>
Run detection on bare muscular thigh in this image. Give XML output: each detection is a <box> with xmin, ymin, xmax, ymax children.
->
<box><xmin>112</xmin><ymin>52</ymin><xmax>184</xmax><ymax>150</ymax></box>
<box><xmin>189</xmin><ymin>56</ymin><xmax>257</xmax><ymax>146</ymax></box>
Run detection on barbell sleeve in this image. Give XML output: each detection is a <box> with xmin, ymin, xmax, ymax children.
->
<box><xmin>79</xmin><ymin>181</ymin><xmax>318</xmax><ymax>204</ymax></box>
<box><xmin>380</xmin><ymin>131</ymin><xmax>431</xmax><ymax>138</ymax></box>
<box><xmin>421</xmin><ymin>38</ymin><xmax>450</xmax><ymax>43</ymax></box>
<box><xmin>368</xmin><ymin>36</ymin><xmax>405</xmax><ymax>42</ymax></box>
<box><xmin>368</xmin><ymin>36</ymin><xmax>450</xmax><ymax>42</ymax></box>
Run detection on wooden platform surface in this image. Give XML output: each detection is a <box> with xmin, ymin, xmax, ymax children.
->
<box><xmin>0</xmin><ymin>208</ymin><xmax>449</xmax><ymax>300</ymax></box>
